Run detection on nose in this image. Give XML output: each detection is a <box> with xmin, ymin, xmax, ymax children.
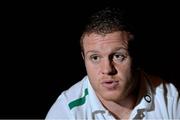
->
<box><xmin>101</xmin><ymin>59</ymin><xmax>117</xmax><ymax>75</ymax></box>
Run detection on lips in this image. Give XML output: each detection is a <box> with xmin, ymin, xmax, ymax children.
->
<box><xmin>101</xmin><ymin>80</ymin><xmax>119</xmax><ymax>90</ymax></box>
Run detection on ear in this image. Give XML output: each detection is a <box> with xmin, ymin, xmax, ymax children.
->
<box><xmin>81</xmin><ymin>51</ymin><xmax>85</xmax><ymax>60</ymax></box>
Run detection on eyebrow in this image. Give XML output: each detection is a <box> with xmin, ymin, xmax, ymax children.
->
<box><xmin>85</xmin><ymin>47</ymin><xmax>128</xmax><ymax>55</ymax></box>
<box><xmin>85</xmin><ymin>50</ymin><xmax>99</xmax><ymax>55</ymax></box>
<box><xmin>113</xmin><ymin>47</ymin><xmax>128</xmax><ymax>51</ymax></box>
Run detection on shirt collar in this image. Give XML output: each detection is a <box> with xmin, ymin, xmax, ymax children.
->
<box><xmin>87</xmin><ymin>77</ymin><xmax>107</xmax><ymax>113</ymax></box>
<box><xmin>86</xmin><ymin>70</ymin><xmax>155</xmax><ymax>114</ymax></box>
<box><xmin>135</xmin><ymin>71</ymin><xmax>154</xmax><ymax>111</ymax></box>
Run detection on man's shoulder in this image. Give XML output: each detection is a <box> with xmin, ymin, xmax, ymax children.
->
<box><xmin>45</xmin><ymin>76</ymin><xmax>89</xmax><ymax>119</ymax></box>
<box><xmin>59</xmin><ymin>76</ymin><xmax>88</xmax><ymax>101</ymax></box>
<box><xmin>147</xmin><ymin>74</ymin><xmax>179</xmax><ymax>97</ymax></box>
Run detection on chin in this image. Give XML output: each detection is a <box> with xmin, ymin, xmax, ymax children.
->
<box><xmin>102</xmin><ymin>91</ymin><xmax>123</xmax><ymax>101</ymax></box>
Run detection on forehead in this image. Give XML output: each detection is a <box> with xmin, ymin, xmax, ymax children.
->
<box><xmin>83</xmin><ymin>31</ymin><xmax>131</xmax><ymax>49</ymax></box>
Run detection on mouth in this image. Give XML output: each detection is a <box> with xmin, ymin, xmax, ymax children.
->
<box><xmin>102</xmin><ymin>80</ymin><xmax>119</xmax><ymax>90</ymax></box>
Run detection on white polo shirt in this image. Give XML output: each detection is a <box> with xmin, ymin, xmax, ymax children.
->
<box><xmin>45</xmin><ymin>74</ymin><xmax>180</xmax><ymax>119</ymax></box>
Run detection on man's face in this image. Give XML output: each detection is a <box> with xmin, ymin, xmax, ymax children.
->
<box><xmin>83</xmin><ymin>31</ymin><xmax>134</xmax><ymax>103</ymax></box>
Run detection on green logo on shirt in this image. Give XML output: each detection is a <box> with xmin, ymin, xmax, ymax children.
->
<box><xmin>68</xmin><ymin>88</ymin><xmax>88</xmax><ymax>110</ymax></box>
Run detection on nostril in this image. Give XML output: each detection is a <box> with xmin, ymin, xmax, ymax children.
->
<box><xmin>108</xmin><ymin>68</ymin><xmax>117</xmax><ymax>75</ymax></box>
<box><xmin>102</xmin><ymin>66</ymin><xmax>117</xmax><ymax>75</ymax></box>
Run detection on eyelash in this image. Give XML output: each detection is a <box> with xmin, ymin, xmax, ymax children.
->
<box><xmin>113</xmin><ymin>54</ymin><xmax>126</xmax><ymax>62</ymax></box>
<box><xmin>89</xmin><ymin>53</ymin><xmax>126</xmax><ymax>63</ymax></box>
<box><xmin>90</xmin><ymin>55</ymin><xmax>101</xmax><ymax>62</ymax></box>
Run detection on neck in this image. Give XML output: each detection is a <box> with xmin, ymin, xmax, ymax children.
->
<box><xmin>98</xmin><ymin>70</ymin><xmax>140</xmax><ymax>119</ymax></box>
<box><xmin>99</xmin><ymin>94</ymin><xmax>137</xmax><ymax>119</ymax></box>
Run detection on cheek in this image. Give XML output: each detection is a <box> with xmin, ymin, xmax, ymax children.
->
<box><xmin>85</xmin><ymin>63</ymin><xmax>100</xmax><ymax>90</ymax></box>
<box><xmin>116</xmin><ymin>61</ymin><xmax>132</xmax><ymax>77</ymax></box>
<box><xmin>85</xmin><ymin>61</ymin><xmax>100</xmax><ymax>74</ymax></box>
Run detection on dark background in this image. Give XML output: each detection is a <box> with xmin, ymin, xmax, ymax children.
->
<box><xmin>1</xmin><ymin>1</ymin><xmax>180</xmax><ymax>118</ymax></box>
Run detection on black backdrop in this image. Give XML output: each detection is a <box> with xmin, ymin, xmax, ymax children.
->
<box><xmin>1</xmin><ymin>1</ymin><xmax>180</xmax><ymax>118</ymax></box>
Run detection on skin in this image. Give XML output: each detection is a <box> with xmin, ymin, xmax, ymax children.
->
<box><xmin>82</xmin><ymin>31</ymin><xmax>137</xmax><ymax>118</ymax></box>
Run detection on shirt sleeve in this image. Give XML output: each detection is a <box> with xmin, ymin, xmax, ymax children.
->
<box><xmin>45</xmin><ymin>93</ymin><xmax>72</xmax><ymax>119</ymax></box>
<box><xmin>171</xmin><ymin>84</ymin><xmax>180</xmax><ymax>119</ymax></box>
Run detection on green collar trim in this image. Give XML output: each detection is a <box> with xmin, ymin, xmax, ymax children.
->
<box><xmin>68</xmin><ymin>88</ymin><xmax>88</xmax><ymax>110</ymax></box>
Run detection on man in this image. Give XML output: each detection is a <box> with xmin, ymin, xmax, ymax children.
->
<box><xmin>46</xmin><ymin>7</ymin><xmax>180</xmax><ymax>119</ymax></box>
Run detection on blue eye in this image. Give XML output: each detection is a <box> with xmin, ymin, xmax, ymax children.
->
<box><xmin>90</xmin><ymin>55</ymin><xmax>101</xmax><ymax>63</ymax></box>
<box><xmin>113</xmin><ymin>54</ymin><xmax>125</xmax><ymax>62</ymax></box>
